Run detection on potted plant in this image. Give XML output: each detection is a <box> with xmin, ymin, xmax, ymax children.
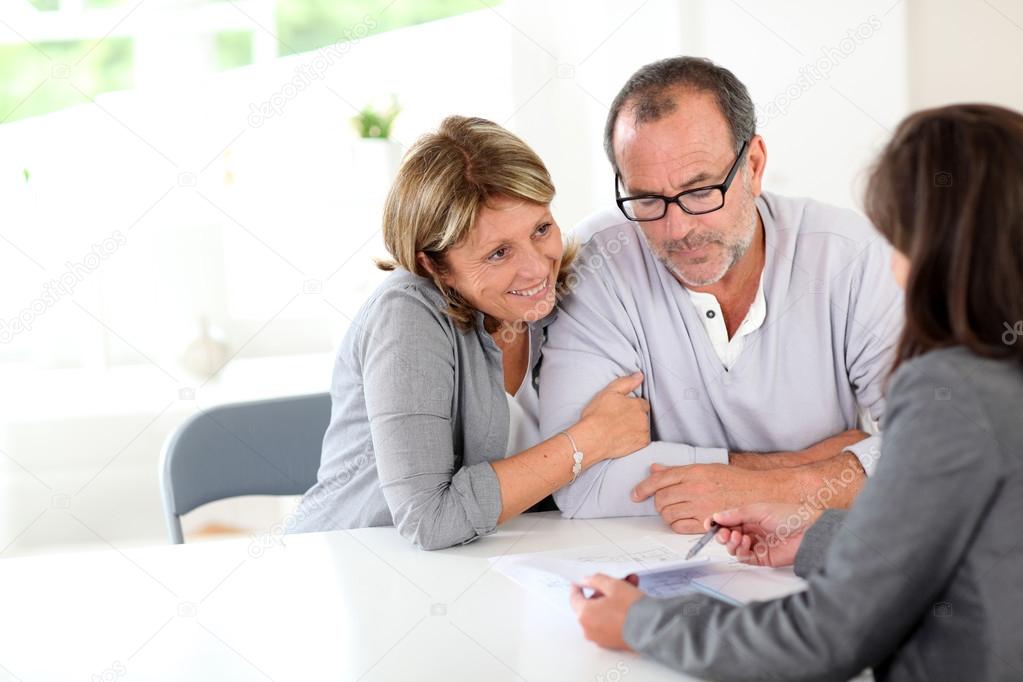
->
<box><xmin>351</xmin><ymin>95</ymin><xmax>401</xmax><ymax>139</ymax></box>
<box><xmin>350</xmin><ymin>96</ymin><xmax>403</xmax><ymax>188</ymax></box>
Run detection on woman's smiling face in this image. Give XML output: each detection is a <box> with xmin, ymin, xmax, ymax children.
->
<box><xmin>435</xmin><ymin>195</ymin><xmax>563</xmax><ymax>328</ymax></box>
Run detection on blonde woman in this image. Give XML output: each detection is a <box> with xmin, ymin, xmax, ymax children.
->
<box><xmin>291</xmin><ymin>116</ymin><xmax>651</xmax><ymax>549</ymax></box>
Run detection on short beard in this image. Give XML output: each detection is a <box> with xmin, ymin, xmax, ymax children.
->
<box><xmin>656</xmin><ymin>183</ymin><xmax>757</xmax><ymax>288</ymax></box>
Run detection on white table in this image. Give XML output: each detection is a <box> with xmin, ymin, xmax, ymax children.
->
<box><xmin>0</xmin><ymin>512</ymin><xmax>804</xmax><ymax>681</ymax></box>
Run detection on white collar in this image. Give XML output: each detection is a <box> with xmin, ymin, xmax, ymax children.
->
<box><xmin>685</xmin><ymin>271</ymin><xmax>767</xmax><ymax>339</ymax></box>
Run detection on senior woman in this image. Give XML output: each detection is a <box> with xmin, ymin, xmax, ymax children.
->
<box><xmin>290</xmin><ymin>116</ymin><xmax>651</xmax><ymax>549</ymax></box>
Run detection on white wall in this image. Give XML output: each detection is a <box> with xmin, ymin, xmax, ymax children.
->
<box><xmin>906</xmin><ymin>0</ymin><xmax>1023</xmax><ymax>111</ymax></box>
<box><xmin>2</xmin><ymin>0</ymin><xmax>1020</xmax><ymax>555</ymax></box>
<box><xmin>502</xmin><ymin>0</ymin><xmax>703</xmax><ymax>226</ymax></box>
<box><xmin>0</xmin><ymin>1</ymin><xmax>913</xmax><ymax>373</ymax></box>
<box><xmin>501</xmin><ymin>0</ymin><xmax>909</xmax><ymax>228</ymax></box>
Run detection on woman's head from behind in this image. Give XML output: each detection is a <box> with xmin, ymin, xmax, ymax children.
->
<box><xmin>379</xmin><ymin>116</ymin><xmax>572</xmax><ymax>330</ymax></box>
<box><xmin>865</xmin><ymin>103</ymin><xmax>1023</xmax><ymax>370</ymax></box>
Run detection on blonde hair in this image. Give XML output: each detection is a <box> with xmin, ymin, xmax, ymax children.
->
<box><xmin>377</xmin><ymin>115</ymin><xmax>576</xmax><ymax>329</ymax></box>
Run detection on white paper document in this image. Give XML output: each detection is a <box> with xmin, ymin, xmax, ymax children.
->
<box><xmin>491</xmin><ymin>537</ymin><xmax>722</xmax><ymax>605</ymax></box>
<box><xmin>491</xmin><ymin>536</ymin><xmax>806</xmax><ymax>609</ymax></box>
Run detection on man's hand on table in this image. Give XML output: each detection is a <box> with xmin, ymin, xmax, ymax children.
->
<box><xmin>631</xmin><ymin>462</ymin><xmax>794</xmax><ymax>533</ymax></box>
<box><xmin>631</xmin><ymin>430</ymin><xmax>869</xmax><ymax>533</ymax></box>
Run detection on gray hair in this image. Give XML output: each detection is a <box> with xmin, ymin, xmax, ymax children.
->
<box><xmin>603</xmin><ymin>56</ymin><xmax>756</xmax><ymax>174</ymax></box>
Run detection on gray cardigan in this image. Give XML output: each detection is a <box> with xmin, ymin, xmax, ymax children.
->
<box><xmin>289</xmin><ymin>269</ymin><xmax>552</xmax><ymax>549</ymax></box>
<box><xmin>623</xmin><ymin>347</ymin><xmax>1023</xmax><ymax>680</ymax></box>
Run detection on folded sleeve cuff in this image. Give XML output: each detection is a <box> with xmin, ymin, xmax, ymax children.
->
<box><xmin>793</xmin><ymin>509</ymin><xmax>847</xmax><ymax>577</ymax></box>
<box><xmin>843</xmin><ymin>435</ymin><xmax>881</xmax><ymax>476</ymax></box>
<box><xmin>623</xmin><ymin>596</ymin><xmax>664</xmax><ymax>651</ymax></box>
<box><xmin>693</xmin><ymin>446</ymin><xmax>729</xmax><ymax>465</ymax></box>
<box><xmin>623</xmin><ymin>592</ymin><xmax>724</xmax><ymax>653</ymax></box>
<box><xmin>450</xmin><ymin>461</ymin><xmax>502</xmax><ymax>539</ymax></box>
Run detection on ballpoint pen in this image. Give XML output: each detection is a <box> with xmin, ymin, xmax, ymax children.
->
<box><xmin>685</xmin><ymin>522</ymin><xmax>721</xmax><ymax>560</ymax></box>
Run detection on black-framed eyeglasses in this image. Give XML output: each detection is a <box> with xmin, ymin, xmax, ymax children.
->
<box><xmin>615</xmin><ymin>140</ymin><xmax>749</xmax><ymax>221</ymax></box>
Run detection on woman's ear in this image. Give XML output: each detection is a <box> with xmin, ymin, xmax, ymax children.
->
<box><xmin>415</xmin><ymin>251</ymin><xmax>436</xmax><ymax>277</ymax></box>
<box><xmin>417</xmin><ymin>250</ymin><xmax>456</xmax><ymax>291</ymax></box>
<box><xmin>890</xmin><ymin>248</ymin><xmax>910</xmax><ymax>290</ymax></box>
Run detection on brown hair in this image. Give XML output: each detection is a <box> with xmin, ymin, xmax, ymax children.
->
<box><xmin>377</xmin><ymin>115</ymin><xmax>576</xmax><ymax>329</ymax></box>
<box><xmin>864</xmin><ymin>103</ymin><xmax>1023</xmax><ymax>372</ymax></box>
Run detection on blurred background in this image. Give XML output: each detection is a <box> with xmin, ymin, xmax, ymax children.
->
<box><xmin>1</xmin><ymin>0</ymin><xmax>1021</xmax><ymax>556</ymax></box>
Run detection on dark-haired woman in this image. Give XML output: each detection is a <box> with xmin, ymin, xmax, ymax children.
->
<box><xmin>571</xmin><ymin>103</ymin><xmax>1023</xmax><ymax>681</ymax></box>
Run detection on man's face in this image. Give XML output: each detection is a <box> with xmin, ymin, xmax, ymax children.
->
<box><xmin>614</xmin><ymin>90</ymin><xmax>762</xmax><ymax>288</ymax></box>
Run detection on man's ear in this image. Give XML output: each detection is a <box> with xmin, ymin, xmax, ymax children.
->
<box><xmin>747</xmin><ymin>134</ymin><xmax>768</xmax><ymax>197</ymax></box>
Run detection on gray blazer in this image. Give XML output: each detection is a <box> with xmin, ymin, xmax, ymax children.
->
<box><xmin>623</xmin><ymin>347</ymin><xmax>1023</xmax><ymax>681</ymax></box>
<box><xmin>289</xmin><ymin>269</ymin><xmax>553</xmax><ymax>550</ymax></box>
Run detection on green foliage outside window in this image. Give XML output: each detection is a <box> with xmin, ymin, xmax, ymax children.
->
<box><xmin>0</xmin><ymin>0</ymin><xmax>486</xmax><ymax>124</ymax></box>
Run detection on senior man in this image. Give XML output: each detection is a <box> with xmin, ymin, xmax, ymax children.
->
<box><xmin>540</xmin><ymin>56</ymin><xmax>902</xmax><ymax>532</ymax></box>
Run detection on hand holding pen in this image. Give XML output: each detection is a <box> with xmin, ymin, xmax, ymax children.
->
<box><xmin>688</xmin><ymin>504</ymin><xmax>821</xmax><ymax>568</ymax></box>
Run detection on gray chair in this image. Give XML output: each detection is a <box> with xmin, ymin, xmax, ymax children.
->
<box><xmin>159</xmin><ymin>392</ymin><xmax>331</xmax><ymax>543</ymax></box>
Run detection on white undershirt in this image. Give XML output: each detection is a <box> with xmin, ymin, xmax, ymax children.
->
<box><xmin>505</xmin><ymin>328</ymin><xmax>541</xmax><ymax>456</ymax></box>
<box><xmin>685</xmin><ymin>273</ymin><xmax>767</xmax><ymax>370</ymax></box>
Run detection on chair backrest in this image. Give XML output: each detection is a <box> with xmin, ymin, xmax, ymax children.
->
<box><xmin>159</xmin><ymin>392</ymin><xmax>331</xmax><ymax>543</ymax></box>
